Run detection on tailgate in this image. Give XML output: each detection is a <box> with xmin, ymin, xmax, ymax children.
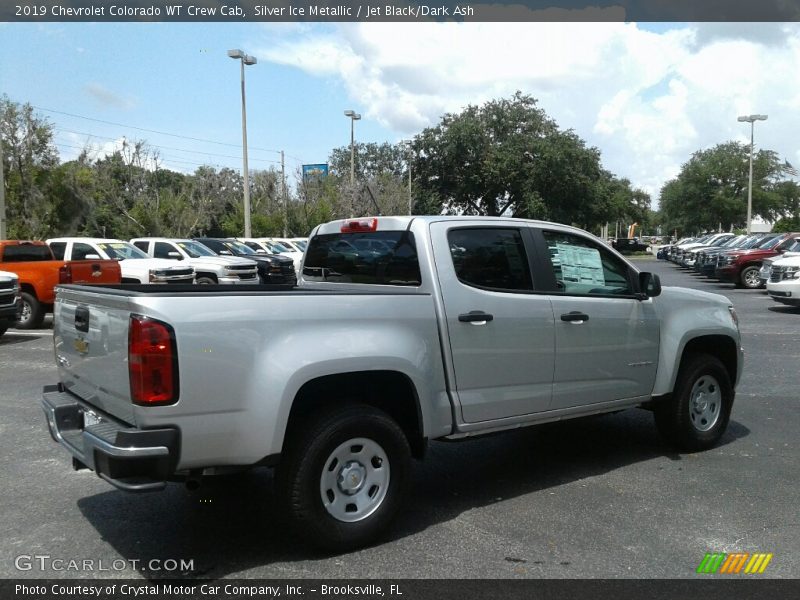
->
<box><xmin>68</xmin><ymin>259</ymin><xmax>122</xmax><ymax>284</ymax></box>
<box><xmin>54</xmin><ymin>286</ymin><xmax>136</xmax><ymax>424</ymax></box>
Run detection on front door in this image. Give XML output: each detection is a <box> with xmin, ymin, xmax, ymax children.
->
<box><xmin>533</xmin><ymin>228</ymin><xmax>660</xmax><ymax>410</ymax></box>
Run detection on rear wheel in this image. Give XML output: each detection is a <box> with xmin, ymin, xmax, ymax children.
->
<box><xmin>655</xmin><ymin>354</ymin><xmax>733</xmax><ymax>452</ymax></box>
<box><xmin>739</xmin><ymin>265</ymin><xmax>762</xmax><ymax>289</ymax></box>
<box><xmin>17</xmin><ymin>292</ymin><xmax>45</xmax><ymax>330</ymax></box>
<box><xmin>276</xmin><ymin>404</ymin><xmax>411</xmax><ymax>551</ymax></box>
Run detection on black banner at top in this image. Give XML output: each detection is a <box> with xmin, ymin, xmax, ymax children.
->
<box><xmin>3</xmin><ymin>0</ymin><xmax>800</xmax><ymax>23</ymax></box>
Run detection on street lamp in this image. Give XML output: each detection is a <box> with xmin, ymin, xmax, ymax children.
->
<box><xmin>228</xmin><ymin>48</ymin><xmax>257</xmax><ymax>237</ymax></box>
<box><xmin>344</xmin><ymin>109</ymin><xmax>361</xmax><ymax>217</ymax></box>
<box><xmin>737</xmin><ymin>113</ymin><xmax>768</xmax><ymax>235</ymax></box>
<box><xmin>403</xmin><ymin>140</ymin><xmax>413</xmax><ymax>215</ymax></box>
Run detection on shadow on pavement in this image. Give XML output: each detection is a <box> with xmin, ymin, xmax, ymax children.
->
<box><xmin>77</xmin><ymin>409</ymin><xmax>750</xmax><ymax>580</ymax></box>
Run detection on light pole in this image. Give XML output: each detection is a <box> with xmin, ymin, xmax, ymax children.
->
<box><xmin>404</xmin><ymin>140</ymin><xmax>413</xmax><ymax>215</ymax></box>
<box><xmin>737</xmin><ymin>114</ymin><xmax>768</xmax><ymax>235</ymax></box>
<box><xmin>228</xmin><ymin>49</ymin><xmax>257</xmax><ymax>237</ymax></box>
<box><xmin>344</xmin><ymin>110</ymin><xmax>361</xmax><ymax>217</ymax></box>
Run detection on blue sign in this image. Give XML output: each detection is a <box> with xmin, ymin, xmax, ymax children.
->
<box><xmin>302</xmin><ymin>163</ymin><xmax>329</xmax><ymax>182</ymax></box>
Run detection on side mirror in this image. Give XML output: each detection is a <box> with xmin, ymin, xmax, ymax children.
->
<box><xmin>220</xmin><ymin>250</ymin><xmax>232</xmax><ymax>255</ymax></box>
<box><xmin>255</xmin><ymin>249</ymin><xmax>267</xmax><ymax>255</ymax></box>
<box><xmin>638</xmin><ymin>272</ymin><xmax>662</xmax><ymax>298</ymax></box>
<box><xmin>84</xmin><ymin>253</ymin><xmax>101</xmax><ymax>259</ymax></box>
<box><xmin>167</xmin><ymin>251</ymin><xmax>183</xmax><ymax>260</ymax></box>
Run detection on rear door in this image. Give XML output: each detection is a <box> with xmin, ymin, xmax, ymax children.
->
<box><xmin>531</xmin><ymin>227</ymin><xmax>659</xmax><ymax>409</ymax></box>
<box><xmin>430</xmin><ymin>222</ymin><xmax>555</xmax><ymax>423</ymax></box>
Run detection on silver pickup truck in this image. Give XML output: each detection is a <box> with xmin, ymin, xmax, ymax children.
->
<box><xmin>42</xmin><ymin>216</ymin><xmax>742</xmax><ymax>550</ymax></box>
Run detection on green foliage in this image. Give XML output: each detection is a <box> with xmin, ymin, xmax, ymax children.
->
<box><xmin>658</xmin><ymin>141</ymin><xmax>796</xmax><ymax>236</ymax></box>
<box><xmin>772</xmin><ymin>216</ymin><xmax>800</xmax><ymax>233</ymax></box>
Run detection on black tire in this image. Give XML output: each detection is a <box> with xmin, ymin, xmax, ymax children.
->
<box><xmin>275</xmin><ymin>404</ymin><xmax>411</xmax><ymax>552</ymax></box>
<box><xmin>738</xmin><ymin>265</ymin><xmax>762</xmax><ymax>289</ymax></box>
<box><xmin>17</xmin><ymin>292</ymin><xmax>45</xmax><ymax>330</ymax></box>
<box><xmin>195</xmin><ymin>276</ymin><xmax>216</xmax><ymax>285</ymax></box>
<box><xmin>654</xmin><ymin>353</ymin><xmax>733</xmax><ymax>452</ymax></box>
<box><xmin>0</xmin><ymin>325</ymin><xmax>7</xmax><ymax>338</ymax></box>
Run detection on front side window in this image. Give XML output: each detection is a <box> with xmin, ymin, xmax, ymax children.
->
<box><xmin>154</xmin><ymin>242</ymin><xmax>178</xmax><ymax>259</ymax></box>
<box><xmin>72</xmin><ymin>243</ymin><xmax>98</xmax><ymax>260</ymax></box>
<box><xmin>542</xmin><ymin>230</ymin><xmax>633</xmax><ymax>296</ymax></box>
<box><xmin>448</xmin><ymin>228</ymin><xmax>533</xmax><ymax>292</ymax></box>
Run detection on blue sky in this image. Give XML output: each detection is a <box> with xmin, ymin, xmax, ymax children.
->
<box><xmin>2</xmin><ymin>22</ymin><xmax>799</xmax><ymax>203</ymax></box>
<box><xmin>1</xmin><ymin>23</ymin><xmax>392</xmax><ymax>177</ymax></box>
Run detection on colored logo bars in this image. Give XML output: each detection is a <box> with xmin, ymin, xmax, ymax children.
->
<box><xmin>697</xmin><ymin>552</ymin><xmax>773</xmax><ymax>574</ymax></box>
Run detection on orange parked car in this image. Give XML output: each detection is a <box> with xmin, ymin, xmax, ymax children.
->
<box><xmin>0</xmin><ymin>240</ymin><xmax>121</xmax><ymax>329</ymax></box>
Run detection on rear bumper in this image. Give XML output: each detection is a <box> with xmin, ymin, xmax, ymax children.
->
<box><xmin>41</xmin><ymin>384</ymin><xmax>179</xmax><ymax>492</ymax></box>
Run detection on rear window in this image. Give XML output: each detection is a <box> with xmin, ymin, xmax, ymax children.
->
<box><xmin>2</xmin><ymin>244</ymin><xmax>53</xmax><ymax>262</ymax></box>
<box><xmin>303</xmin><ymin>231</ymin><xmax>421</xmax><ymax>286</ymax></box>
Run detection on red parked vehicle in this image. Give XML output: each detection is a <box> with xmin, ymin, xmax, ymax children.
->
<box><xmin>715</xmin><ymin>233</ymin><xmax>800</xmax><ymax>289</ymax></box>
<box><xmin>0</xmin><ymin>240</ymin><xmax>121</xmax><ymax>329</ymax></box>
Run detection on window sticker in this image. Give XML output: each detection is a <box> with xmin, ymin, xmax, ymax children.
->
<box><xmin>555</xmin><ymin>243</ymin><xmax>604</xmax><ymax>286</ymax></box>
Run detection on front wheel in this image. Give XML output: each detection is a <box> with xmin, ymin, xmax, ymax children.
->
<box><xmin>739</xmin><ymin>265</ymin><xmax>762</xmax><ymax>289</ymax></box>
<box><xmin>654</xmin><ymin>354</ymin><xmax>733</xmax><ymax>452</ymax></box>
<box><xmin>276</xmin><ymin>404</ymin><xmax>411</xmax><ymax>551</ymax></box>
<box><xmin>195</xmin><ymin>276</ymin><xmax>216</xmax><ymax>285</ymax></box>
<box><xmin>17</xmin><ymin>292</ymin><xmax>45</xmax><ymax>330</ymax></box>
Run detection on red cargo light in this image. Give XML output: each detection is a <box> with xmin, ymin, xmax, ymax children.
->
<box><xmin>58</xmin><ymin>264</ymin><xmax>73</xmax><ymax>284</ymax></box>
<box><xmin>341</xmin><ymin>218</ymin><xmax>378</xmax><ymax>233</ymax></box>
<box><xmin>128</xmin><ymin>315</ymin><xmax>179</xmax><ymax>406</ymax></box>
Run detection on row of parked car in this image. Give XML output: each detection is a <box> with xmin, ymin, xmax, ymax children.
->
<box><xmin>0</xmin><ymin>236</ymin><xmax>309</xmax><ymax>332</ymax></box>
<box><xmin>657</xmin><ymin>231</ymin><xmax>800</xmax><ymax>307</ymax></box>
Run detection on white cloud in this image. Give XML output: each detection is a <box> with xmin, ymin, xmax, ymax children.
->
<box><xmin>256</xmin><ymin>22</ymin><xmax>800</xmax><ymax>205</ymax></box>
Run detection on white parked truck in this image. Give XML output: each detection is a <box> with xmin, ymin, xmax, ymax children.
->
<box><xmin>42</xmin><ymin>216</ymin><xmax>743</xmax><ymax>550</ymax></box>
<box><xmin>130</xmin><ymin>238</ymin><xmax>259</xmax><ymax>285</ymax></box>
<box><xmin>47</xmin><ymin>238</ymin><xmax>195</xmax><ymax>285</ymax></box>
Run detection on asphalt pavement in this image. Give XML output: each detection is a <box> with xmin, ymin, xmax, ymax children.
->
<box><xmin>1</xmin><ymin>259</ymin><xmax>797</xmax><ymax>579</ymax></box>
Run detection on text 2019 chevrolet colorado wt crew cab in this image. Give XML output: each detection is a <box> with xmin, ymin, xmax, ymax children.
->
<box><xmin>41</xmin><ymin>216</ymin><xmax>743</xmax><ymax>550</ymax></box>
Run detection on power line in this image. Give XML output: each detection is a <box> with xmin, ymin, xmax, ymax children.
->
<box><xmin>35</xmin><ymin>105</ymin><xmax>297</xmax><ymax>157</ymax></box>
<box><xmin>54</xmin><ymin>128</ymin><xmax>284</xmax><ymax>165</ymax></box>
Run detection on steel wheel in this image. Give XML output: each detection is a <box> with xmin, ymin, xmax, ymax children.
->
<box><xmin>19</xmin><ymin>301</ymin><xmax>31</xmax><ymax>323</ymax></box>
<box><xmin>319</xmin><ymin>437</ymin><xmax>390</xmax><ymax>523</ymax></box>
<box><xmin>689</xmin><ymin>375</ymin><xmax>721</xmax><ymax>432</ymax></box>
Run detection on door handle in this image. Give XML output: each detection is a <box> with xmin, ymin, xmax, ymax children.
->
<box><xmin>560</xmin><ymin>311</ymin><xmax>589</xmax><ymax>323</ymax></box>
<box><xmin>458</xmin><ymin>311</ymin><xmax>494</xmax><ymax>325</ymax></box>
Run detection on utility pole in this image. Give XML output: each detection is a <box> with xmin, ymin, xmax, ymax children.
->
<box><xmin>281</xmin><ymin>150</ymin><xmax>287</xmax><ymax>237</ymax></box>
<box><xmin>0</xmin><ymin>138</ymin><xmax>6</xmax><ymax>239</ymax></box>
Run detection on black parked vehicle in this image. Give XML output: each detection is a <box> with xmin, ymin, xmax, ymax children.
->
<box><xmin>194</xmin><ymin>238</ymin><xmax>297</xmax><ymax>285</ymax></box>
<box><xmin>612</xmin><ymin>237</ymin><xmax>650</xmax><ymax>253</ymax></box>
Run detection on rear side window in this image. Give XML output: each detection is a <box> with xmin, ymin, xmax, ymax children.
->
<box><xmin>448</xmin><ymin>228</ymin><xmax>533</xmax><ymax>291</ymax></box>
<box><xmin>133</xmin><ymin>241</ymin><xmax>149</xmax><ymax>253</ymax></box>
<box><xmin>2</xmin><ymin>244</ymin><xmax>52</xmax><ymax>261</ymax></box>
<box><xmin>303</xmin><ymin>231</ymin><xmax>421</xmax><ymax>286</ymax></box>
<box><xmin>49</xmin><ymin>242</ymin><xmax>66</xmax><ymax>260</ymax></box>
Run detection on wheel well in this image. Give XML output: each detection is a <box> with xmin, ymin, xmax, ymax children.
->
<box><xmin>19</xmin><ymin>283</ymin><xmax>36</xmax><ymax>298</ymax></box>
<box><xmin>681</xmin><ymin>335</ymin><xmax>738</xmax><ymax>385</ymax></box>
<box><xmin>284</xmin><ymin>371</ymin><xmax>425</xmax><ymax>459</ymax></box>
<box><xmin>195</xmin><ymin>272</ymin><xmax>218</xmax><ymax>282</ymax></box>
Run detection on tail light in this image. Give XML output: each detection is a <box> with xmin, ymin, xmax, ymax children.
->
<box><xmin>341</xmin><ymin>218</ymin><xmax>378</xmax><ymax>233</ymax></box>
<box><xmin>59</xmin><ymin>264</ymin><xmax>73</xmax><ymax>284</ymax></box>
<box><xmin>128</xmin><ymin>315</ymin><xmax>179</xmax><ymax>406</ymax></box>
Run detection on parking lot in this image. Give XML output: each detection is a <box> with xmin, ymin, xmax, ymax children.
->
<box><xmin>1</xmin><ymin>258</ymin><xmax>798</xmax><ymax>580</ymax></box>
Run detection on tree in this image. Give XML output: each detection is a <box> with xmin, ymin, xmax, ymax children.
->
<box><xmin>410</xmin><ymin>91</ymin><xmax>607</xmax><ymax>226</ymax></box>
<box><xmin>657</xmin><ymin>141</ymin><xmax>796</xmax><ymax>235</ymax></box>
<box><xmin>0</xmin><ymin>96</ymin><xmax>60</xmax><ymax>238</ymax></box>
